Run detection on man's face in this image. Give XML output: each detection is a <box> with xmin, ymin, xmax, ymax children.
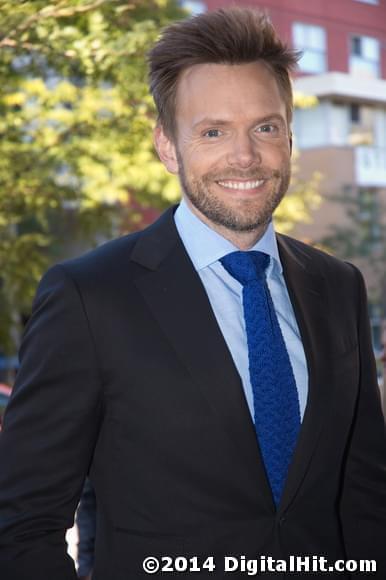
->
<box><xmin>155</xmin><ymin>62</ymin><xmax>291</xmax><ymax>236</ymax></box>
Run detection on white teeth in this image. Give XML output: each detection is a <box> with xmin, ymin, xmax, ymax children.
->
<box><xmin>217</xmin><ymin>180</ymin><xmax>264</xmax><ymax>190</ymax></box>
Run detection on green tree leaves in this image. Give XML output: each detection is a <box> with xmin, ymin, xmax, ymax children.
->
<box><xmin>0</xmin><ymin>0</ymin><xmax>183</xmax><ymax>351</ymax></box>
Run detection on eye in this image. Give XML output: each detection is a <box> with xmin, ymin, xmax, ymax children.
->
<box><xmin>203</xmin><ymin>128</ymin><xmax>222</xmax><ymax>138</ymax></box>
<box><xmin>257</xmin><ymin>124</ymin><xmax>278</xmax><ymax>134</ymax></box>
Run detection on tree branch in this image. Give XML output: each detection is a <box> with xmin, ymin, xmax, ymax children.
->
<box><xmin>0</xmin><ymin>0</ymin><xmax>114</xmax><ymax>45</ymax></box>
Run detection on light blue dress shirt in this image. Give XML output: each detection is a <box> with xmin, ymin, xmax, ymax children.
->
<box><xmin>174</xmin><ymin>199</ymin><xmax>309</xmax><ymax>421</ymax></box>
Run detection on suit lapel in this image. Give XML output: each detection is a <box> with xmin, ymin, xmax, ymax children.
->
<box><xmin>277</xmin><ymin>235</ymin><xmax>333</xmax><ymax>513</ymax></box>
<box><xmin>131</xmin><ymin>208</ymin><xmax>275</xmax><ymax>507</ymax></box>
<box><xmin>130</xmin><ymin>211</ymin><xmax>334</xmax><ymax>512</ymax></box>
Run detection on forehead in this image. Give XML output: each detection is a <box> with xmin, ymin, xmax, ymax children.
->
<box><xmin>175</xmin><ymin>62</ymin><xmax>287</xmax><ymax>128</ymax></box>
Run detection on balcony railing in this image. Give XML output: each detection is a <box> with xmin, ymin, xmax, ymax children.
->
<box><xmin>355</xmin><ymin>146</ymin><xmax>386</xmax><ymax>187</ymax></box>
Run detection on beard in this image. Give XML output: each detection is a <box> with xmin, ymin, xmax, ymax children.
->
<box><xmin>176</xmin><ymin>151</ymin><xmax>291</xmax><ymax>233</ymax></box>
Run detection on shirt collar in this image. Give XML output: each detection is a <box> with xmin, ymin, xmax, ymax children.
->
<box><xmin>174</xmin><ymin>198</ymin><xmax>283</xmax><ymax>275</ymax></box>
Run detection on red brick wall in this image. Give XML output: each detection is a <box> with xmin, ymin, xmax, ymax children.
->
<box><xmin>205</xmin><ymin>0</ymin><xmax>386</xmax><ymax>78</ymax></box>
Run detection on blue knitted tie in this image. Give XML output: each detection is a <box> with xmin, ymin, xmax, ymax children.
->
<box><xmin>220</xmin><ymin>251</ymin><xmax>300</xmax><ymax>506</ymax></box>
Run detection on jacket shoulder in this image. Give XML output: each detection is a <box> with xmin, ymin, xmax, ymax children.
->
<box><xmin>56</xmin><ymin>206</ymin><xmax>177</xmax><ymax>283</ymax></box>
<box><xmin>60</xmin><ymin>230</ymin><xmax>141</xmax><ymax>277</ymax></box>
<box><xmin>277</xmin><ymin>233</ymin><xmax>359</xmax><ymax>279</ymax></box>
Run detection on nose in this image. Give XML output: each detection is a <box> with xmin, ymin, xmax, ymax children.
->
<box><xmin>226</xmin><ymin>132</ymin><xmax>261</xmax><ymax>168</ymax></box>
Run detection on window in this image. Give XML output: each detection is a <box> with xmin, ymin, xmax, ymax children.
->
<box><xmin>180</xmin><ymin>0</ymin><xmax>206</xmax><ymax>14</ymax></box>
<box><xmin>350</xmin><ymin>103</ymin><xmax>360</xmax><ymax>123</ymax></box>
<box><xmin>293</xmin><ymin>22</ymin><xmax>327</xmax><ymax>74</ymax></box>
<box><xmin>348</xmin><ymin>104</ymin><xmax>376</xmax><ymax>145</ymax></box>
<box><xmin>353</xmin><ymin>0</ymin><xmax>378</xmax><ymax>5</ymax></box>
<box><xmin>350</xmin><ymin>35</ymin><xmax>380</xmax><ymax>78</ymax></box>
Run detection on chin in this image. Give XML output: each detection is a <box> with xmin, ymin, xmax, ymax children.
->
<box><xmin>205</xmin><ymin>207</ymin><xmax>271</xmax><ymax>232</ymax></box>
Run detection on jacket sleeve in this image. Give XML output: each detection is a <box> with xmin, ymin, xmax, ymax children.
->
<box><xmin>340</xmin><ymin>265</ymin><xmax>386</xmax><ymax>578</ymax></box>
<box><xmin>0</xmin><ymin>264</ymin><xmax>104</xmax><ymax>580</ymax></box>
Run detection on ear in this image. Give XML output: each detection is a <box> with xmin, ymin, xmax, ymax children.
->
<box><xmin>154</xmin><ymin>125</ymin><xmax>179</xmax><ymax>174</ymax></box>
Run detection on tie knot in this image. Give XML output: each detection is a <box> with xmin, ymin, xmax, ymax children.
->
<box><xmin>220</xmin><ymin>251</ymin><xmax>269</xmax><ymax>285</ymax></box>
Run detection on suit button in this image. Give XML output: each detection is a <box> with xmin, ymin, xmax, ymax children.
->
<box><xmin>278</xmin><ymin>515</ymin><xmax>286</xmax><ymax>526</ymax></box>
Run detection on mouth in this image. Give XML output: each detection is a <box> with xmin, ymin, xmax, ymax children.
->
<box><xmin>215</xmin><ymin>179</ymin><xmax>266</xmax><ymax>193</ymax></box>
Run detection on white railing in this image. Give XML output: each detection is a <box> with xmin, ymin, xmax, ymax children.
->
<box><xmin>355</xmin><ymin>146</ymin><xmax>386</xmax><ymax>186</ymax></box>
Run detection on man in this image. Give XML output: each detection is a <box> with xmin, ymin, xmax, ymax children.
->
<box><xmin>0</xmin><ymin>7</ymin><xmax>385</xmax><ymax>579</ymax></box>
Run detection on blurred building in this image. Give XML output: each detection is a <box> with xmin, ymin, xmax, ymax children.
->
<box><xmin>182</xmin><ymin>0</ymin><xmax>386</xmax><ymax>358</ymax></box>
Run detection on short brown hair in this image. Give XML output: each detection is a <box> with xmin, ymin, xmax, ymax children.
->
<box><xmin>148</xmin><ymin>7</ymin><xmax>300</xmax><ymax>138</ymax></box>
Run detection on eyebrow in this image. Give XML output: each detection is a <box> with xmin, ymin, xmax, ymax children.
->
<box><xmin>192</xmin><ymin>114</ymin><xmax>286</xmax><ymax>131</ymax></box>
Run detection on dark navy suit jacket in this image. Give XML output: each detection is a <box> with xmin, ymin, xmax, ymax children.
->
<box><xmin>0</xmin><ymin>207</ymin><xmax>385</xmax><ymax>579</ymax></box>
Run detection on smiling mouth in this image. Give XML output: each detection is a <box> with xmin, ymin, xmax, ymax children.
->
<box><xmin>216</xmin><ymin>179</ymin><xmax>265</xmax><ymax>190</ymax></box>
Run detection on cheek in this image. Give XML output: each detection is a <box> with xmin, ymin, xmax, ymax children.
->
<box><xmin>181</xmin><ymin>148</ymin><xmax>221</xmax><ymax>178</ymax></box>
<box><xmin>264</xmin><ymin>142</ymin><xmax>291</xmax><ymax>165</ymax></box>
